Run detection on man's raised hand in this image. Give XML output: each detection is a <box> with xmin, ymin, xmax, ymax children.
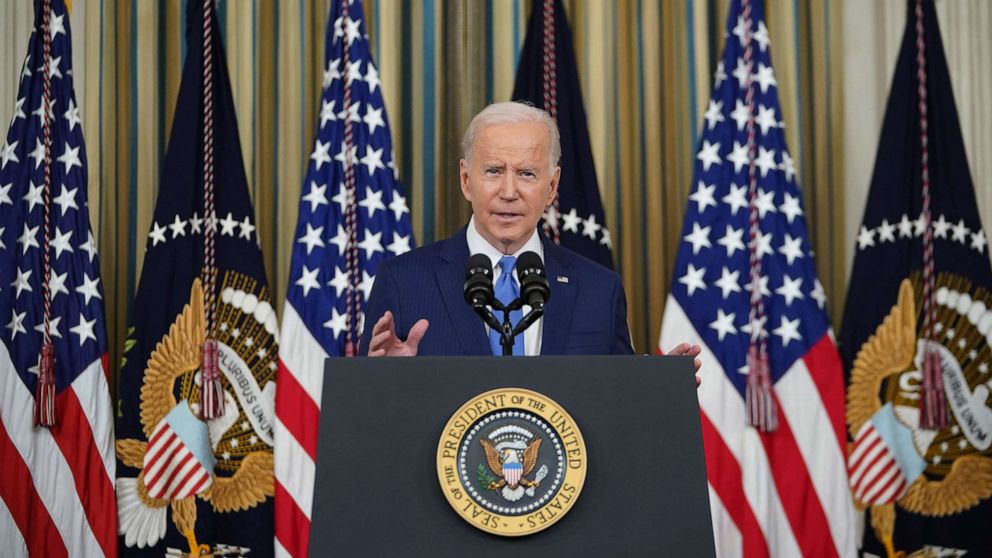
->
<box><xmin>367</xmin><ymin>311</ymin><xmax>429</xmax><ymax>357</ymax></box>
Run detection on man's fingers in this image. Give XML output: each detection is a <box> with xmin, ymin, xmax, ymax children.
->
<box><xmin>369</xmin><ymin>317</ymin><xmax>427</xmax><ymax>357</ymax></box>
<box><xmin>371</xmin><ymin>311</ymin><xmax>394</xmax><ymax>337</ymax></box>
<box><xmin>369</xmin><ymin>312</ymin><xmax>393</xmax><ymax>346</ymax></box>
<box><xmin>405</xmin><ymin>319</ymin><xmax>430</xmax><ymax>350</ymax></box>
<box><xmin>660</xmin><ymin>343</ymin><xmax>704</xmax><ymax>375</ymax></box>
<box><xmin>664</xmin><ymin>343</ymin><xmax>702</xmax><ymax>358</ymax></box>
<box><xmin>369</xmin><ymin>328</ymin><xmax>397</xmax><ymax>352</ymax></box>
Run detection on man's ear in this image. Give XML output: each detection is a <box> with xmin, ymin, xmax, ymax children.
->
<box><xmin>546</xmin><ymin>165</ymin><xmax>562</xmax><ymax>206</ymax></box>
<box><xmin>459</xmin><ymin>159</ymin><xmax>473</xmax><ymax>202</ymax></box>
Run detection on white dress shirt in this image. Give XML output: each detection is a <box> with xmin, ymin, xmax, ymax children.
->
<box><xmin>465</xmin><ymin>216</ymin><xmax>544</xmax><ymax>356</ymax></box>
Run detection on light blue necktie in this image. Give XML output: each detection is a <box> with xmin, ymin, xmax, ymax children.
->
<box><xmin>489</xmin><ymin>256</ymin><xmax>524</xmax><ymax>356</ymax></box>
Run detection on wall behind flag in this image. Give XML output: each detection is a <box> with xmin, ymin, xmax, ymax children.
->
<box><xmin>0</xmin><ymin>0</ymin><xmax>988</xmax><ymax>380</ymax></box>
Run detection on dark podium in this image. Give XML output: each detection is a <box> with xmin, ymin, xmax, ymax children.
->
<box><xmin>309</xmin><ymin>356</ymin><xmax>715</xmax><ymax>557</ymax></box>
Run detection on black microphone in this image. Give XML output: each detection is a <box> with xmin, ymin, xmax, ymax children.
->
<box><xmin>515</xmin><ymin>251</ymin><xmax>550</xmax><ymax>310</ymax></box>
<box><xmin>464</xmin><ymin>253</ymin><xmax>495</xmax><ymax>307</ymax></box>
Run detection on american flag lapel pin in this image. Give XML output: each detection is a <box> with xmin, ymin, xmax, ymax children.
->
<box><xmin>557</xmin><ymin>275</ymin><xmax>569</xmax><ymax>283</ymax></box>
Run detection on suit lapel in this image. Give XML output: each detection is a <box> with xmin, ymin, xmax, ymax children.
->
<box><xmin>435</xmin><ymin>227</ymin><xmax>491</xmax><ymax>355</ymax></box>
<box><xmin>540</xmin><ymin>239</ymin><xmax>576</xmax><ymax>355</ymax></box>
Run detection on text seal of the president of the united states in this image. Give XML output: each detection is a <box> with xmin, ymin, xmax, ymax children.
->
<box><xmin>437</xmin><ymin>387</ymin><xmax>587</xmax><ymax>536</ymax></box>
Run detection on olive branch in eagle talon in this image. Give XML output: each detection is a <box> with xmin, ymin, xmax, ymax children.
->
<box><xmin>476</xmin><ymin>463</ymin><xmax>498</xmax><ymax>487</ymax></box>
<box><xmin>480</xmin><ymin>437</ymin><xmax>543</xmax><ymax>492</ymax></box>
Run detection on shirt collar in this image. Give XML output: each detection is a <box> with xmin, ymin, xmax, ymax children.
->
<box><xmin>466</xmin><ymin>216</ymin><xmax>544</xmax><ymax>272</ymax></box>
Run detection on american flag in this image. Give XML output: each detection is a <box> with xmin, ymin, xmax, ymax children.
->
<box><xmin>657</xmin><ymin>0</ymin><xmax>855</xmax><ymax>556</ymax></box>
<box><xmin>273</xmin><ymin>1</ymin><xmax>413</xmax><ymax>556</ymax></box>
<box><xmin>0</xmin><ymin>1</ymin><xmax>117</xmax><ymax>557</ymax></box>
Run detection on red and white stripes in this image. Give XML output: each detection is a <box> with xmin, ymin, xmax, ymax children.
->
<box><xmin>848</xmin><ymin>425</ymin><xmax>908</xmax><ymax>506</ymax></box>
<box><xmin>0</xmin><ymin>345</ymin><xmax>118</xmax><ymax>558</ymax></box>
<box><xmin>142</xmin><ymin>421</ymin><xmax>213</xmax><ymax>500</ymax></box>
<box><xmin>274</xmin><ymin>305</ymin><xmax>329</xmax><ymax>558</ymax></box>
<box><xmin>659</xmin><ymin>297</ymin><xmax>856</xmax><ymax>558</ymax></box>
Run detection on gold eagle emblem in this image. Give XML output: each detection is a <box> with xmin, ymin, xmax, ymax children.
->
<box><xmin>479</xmin><ymin>431</ymin><xmax>550</xmax><ymax>502</ymax></box>
<box><xmin>481</xmin><ymin>437</ymin><xmax>542</xmax><ymax>489</ymax></box>
<box><xmin>847</xmin><ymin>277</ymin><xmax>992</xmax><ymax>557</ymax></box>
<box><xmin>116</xmin><ymin>277</ymin><xmax>276</xmax><ymax>555</ymax></box>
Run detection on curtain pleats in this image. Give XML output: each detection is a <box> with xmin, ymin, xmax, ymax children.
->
<box><xmin>1</xmin><ymin>0</ymin><xmax>988</xmax><ymax>375</ymax></box>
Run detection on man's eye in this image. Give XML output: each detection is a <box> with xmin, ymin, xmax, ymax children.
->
<box><xmin>520</xmin><ymin>171</ymin><xmax>536</xmax><ymax>178</ymax></box>
<box><xmin>484</xmin><ymin>168</ymin><xmax>501</xmax><ymax>176</ymax></box>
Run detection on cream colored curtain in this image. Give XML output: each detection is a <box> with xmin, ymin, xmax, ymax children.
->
<box><xmin>9</xmin><ymin>0</ymin><xmax>989</xmax><ymax>376</ymax></box>
<box><xmin>0</xmin><ymin>4</ymin><xmax>34</xmax><ymax>123</ymax></box>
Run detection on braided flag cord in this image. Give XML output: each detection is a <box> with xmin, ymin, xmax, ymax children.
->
<box><xmin>199</xmin><ymin>0</ymin><xmax>224</xmax><ymax>419</ymax></box>
<box><xmin>540</xmin><ymin>0</ymin><xmax>561</xmax><ymax>244</ymax></box>
<box><xmin>740</xmin><ymin>0</ymin><xmax>776</xmax><ymax>433</ymax></box>
<box><xmin>35</xmin><ymin>0</ymin><xmax>58</xmax><ymax>426</ymax></box>
<box><xmin>658</xmin><ymin>0</ymin><xmax>855</xmax><ymax>555</ymax></box>
<box><xmin>0</xmin><ymin>0</ymin><xmax>118</xmax><ymax>554</ymax></box>
<box><xmin>339</xmin><ymin>0</ymin><xmax>363</xmax><ymax>356</ymax></box>
<box><xmin>274</xmin><ymin>2</ymin><xmax>414</xmax><ymax>556</ymax></box>
<box><xmin>914</xmin><ymin>0</ymin><xmax>946</xmax><ymax>431</ymax></box>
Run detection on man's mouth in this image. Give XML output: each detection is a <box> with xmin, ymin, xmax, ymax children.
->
<box><xmin>492</xmin><ymin>212</ymin><xmax>523</xmax><ymax>223</ymax></box>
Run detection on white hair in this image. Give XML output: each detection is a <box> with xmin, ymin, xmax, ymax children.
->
<box><xmin>461</xmin><ymin>101</ymin><xmax>561</xmax><ymax>170</ymax></box>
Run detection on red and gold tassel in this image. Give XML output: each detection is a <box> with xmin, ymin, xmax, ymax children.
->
<box><xmin>918</xmin><ymin>347</ymin><xmax>947</xmax><ymax>430</ymax></box>
<box><xmin>34</xmin><ymin>341</ymin><xmax>57</xmax><ymax>426</ymax></box>
<box><xmin>199</xmin><ymin>338</ymin><xmax>224</xmax><ymax>419</ymax></box>
<box><xmin>745</xmin><ymin>344</ymin><xmax>777</xmax><ymax>432</ymax></box>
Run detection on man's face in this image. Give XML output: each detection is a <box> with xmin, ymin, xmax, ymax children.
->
<box><xmin>459</xmin><ymin>121</ymin><xmax>560</xmax><ymax>254</ymax></box>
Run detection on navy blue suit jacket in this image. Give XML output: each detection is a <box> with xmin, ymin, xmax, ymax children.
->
<box><xmin>359</xmin><ymin>227</ymin><xmax>634</xmax><ymax>355</ymax></box>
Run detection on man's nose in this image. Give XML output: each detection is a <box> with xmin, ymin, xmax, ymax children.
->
<box><xmin>498</xmin><ymin>175</ymin><xmax>520</xmax><ymax>200</ymax></box>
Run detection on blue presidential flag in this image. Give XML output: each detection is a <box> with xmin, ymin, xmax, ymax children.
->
<box><xmin>512</xmin><ymin>0</ymin><xmax>613</xmax><ymax>268</ymax></box>
<box><xmin>115</xmin><ymin>2</ymin><xmax>276</xmax><ymax>556</ymax></box>
<box><xmin>273</xmin><ymin>1</ymin><xmax>414</xmax><ymax>557</ymax></box>
<box><xmin>841</xmin><ymin>1</ymin><xmax>992</xmax><ymax>555</ymax></box>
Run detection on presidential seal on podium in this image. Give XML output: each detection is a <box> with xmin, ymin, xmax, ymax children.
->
<box><xmin>436</xmin><ymin>388</ymin><xmax>587</xmax><ymax>536</ymax></box>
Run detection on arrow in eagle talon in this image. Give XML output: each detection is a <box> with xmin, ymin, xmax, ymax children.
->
<box><xmin>526</xmin><ymin>465</ymin><xmax>550</xmax><ymax>497</ymax></box>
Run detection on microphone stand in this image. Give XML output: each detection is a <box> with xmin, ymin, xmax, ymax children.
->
<box><xmin>473</xmin><ymin>298</ymin><xmax>544</xmax><ymax>356</ymax></box>
<box><xmin>465</xmin><ymin>251</ymin><xmax>548</xmax><ymax>355</ymax></box>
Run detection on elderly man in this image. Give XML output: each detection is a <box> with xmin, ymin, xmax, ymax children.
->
<box><xmin>360</xmin><ymin>102</ymin><xmax>700</xmax><ymax>366</ymax></box>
